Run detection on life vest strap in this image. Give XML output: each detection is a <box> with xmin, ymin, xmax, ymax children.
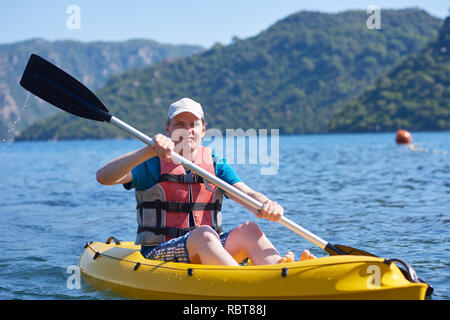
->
<box><xmin>138</xmin><ymin>200</ymin><xmax>222</xmax><ymax>212</ymax></box>
<box><xmin>158</xmin><ymin>173</ymin><xmax>205</xmax><ymax>184</ymax></box>
<box><xmin>137</xmin><ymin>225</ymin><xmax>222</xmax><ymax>238</ymax></box>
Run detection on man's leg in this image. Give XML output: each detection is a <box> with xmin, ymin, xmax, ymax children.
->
<box><xmin>224</xmin><ymin>221</ymin><xmax>283</xmax><ymax>265</ymax></box>
<box><xmin>186</xmin><ymin>225</ymin><xmax>239</xmax><ymax>266</ymax></box>
<box><xmin>224</xmin><ymin>221</ymin><xmax>316</xmax><ymax>265</ymax></box>
<box><xmin>185</xmin><ymin>223</ymin><xmax>316</xmax><ymax>266</ymax></box>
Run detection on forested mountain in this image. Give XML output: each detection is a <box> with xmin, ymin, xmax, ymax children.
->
<box><xmin>328</xmin><ymin>16</ymin><xmax>449</xmax><ymax>132</ymax></box>
<box><xmin>0</xmin><ymin>39</ymin><xmax>203</xmax><ymax>138</ymax></box>
<box><xmin>17</xmin><ymin>9</ymin><xmax>442</xmax><ymax>140</ymax></box>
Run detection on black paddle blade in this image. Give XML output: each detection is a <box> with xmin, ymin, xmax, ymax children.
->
<box><xmin>20</xmin><ymin>54</ymin><xmax>112</xmax><ymax>122</ymax></box>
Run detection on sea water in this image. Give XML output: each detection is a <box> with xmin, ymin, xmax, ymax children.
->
<box><xmin>0</xmin><ymin>132</ymin><xmax>449</xmax><ymax>299</ymax></box>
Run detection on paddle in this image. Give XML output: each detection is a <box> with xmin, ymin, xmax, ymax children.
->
<box><xmin>19</xmin><ymin>54</ymin><xmax>433</xmax><ymax>295</ymax></box>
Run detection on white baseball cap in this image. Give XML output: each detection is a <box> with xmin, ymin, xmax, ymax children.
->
<box><xmin>168</xmin><ymin>98</ymin><xmax>204</xmax><ymax>120</ymax></box>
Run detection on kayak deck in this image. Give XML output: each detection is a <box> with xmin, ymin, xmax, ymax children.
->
<box><xmin>79</xmin><ymin>240</ymin><xmax>428</xmax><ymax>300</ymax></box>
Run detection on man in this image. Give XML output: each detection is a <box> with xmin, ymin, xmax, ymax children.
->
<box><xmin>96</xmin><ymin>98</ymin><xmax>315</xmax><ymax>266</ymax></box>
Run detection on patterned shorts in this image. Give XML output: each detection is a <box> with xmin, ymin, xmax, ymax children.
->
<box><xmin>141</xmin><ymin>230</ymin><xmax>231</xmax><ymax>263</ymax></box>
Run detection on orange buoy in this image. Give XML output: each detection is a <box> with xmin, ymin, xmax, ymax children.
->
<box><xmin>396</xmin><ymin>129</ymin><xmax>412</xmax><ymax>144</ymax></box>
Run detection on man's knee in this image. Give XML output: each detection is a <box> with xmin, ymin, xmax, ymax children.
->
<box><xmin>188</xmin><ymin>226</ymin><xmax>220</xmax><ymax>247</ymax></box>
<box><xmin>234</xmin><ymin>221</ymin><xmax>264</xmax><ymax>239</ymax></box>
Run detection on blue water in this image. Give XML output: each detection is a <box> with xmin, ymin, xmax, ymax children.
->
<box><xmin>0</xmin><ymin>132</ymin><xmax>449</xmax><ymax>299</ymax></box>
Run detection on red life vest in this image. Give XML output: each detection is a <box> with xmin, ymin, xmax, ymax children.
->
<box><xmin>135</xmin><ymin>146</ymin><xmax>223</xmax><ymax>245</ymax></box>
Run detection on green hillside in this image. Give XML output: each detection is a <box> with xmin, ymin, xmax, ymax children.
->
<box><xmin>0</xmin><ymin>39</ymin><xmax>203</xmax><ymax>138</ymax></box>
<box><xmin>18</xmin><ymin>9</ymin><xmax>442</xmax><ymax>140</ymax></box>
<box><xmin>328</xmin><ymin>16</ymin><xmax>450</xmax><ymax>132</ymax></box>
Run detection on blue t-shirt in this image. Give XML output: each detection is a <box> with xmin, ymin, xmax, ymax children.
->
<box><xmin>124</xmin><ymin>153</ymin><xmax>241</xmax><ymax>192</ymax></box>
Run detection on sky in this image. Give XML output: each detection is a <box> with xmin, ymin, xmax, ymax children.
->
<box><xmin>0</xmin><ymin>1</ymin><xmax>448</xmax><ymax>48</ymax></box>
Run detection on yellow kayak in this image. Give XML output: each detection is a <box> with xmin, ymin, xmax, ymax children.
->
<box><xmin>79</xmin><ymin>238</ymin><xmax>428</xmax><ymax>300</ymax></box>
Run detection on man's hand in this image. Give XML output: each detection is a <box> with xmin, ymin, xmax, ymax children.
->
<box><xmin>152</xmin><ymin>134</ymin><xmax>174</xmax><ymax>162</ymax></box>
<box><xmin>257</xmin><ymin>199</ymin><xmax>284</xmax><ymax>222</ymax></box>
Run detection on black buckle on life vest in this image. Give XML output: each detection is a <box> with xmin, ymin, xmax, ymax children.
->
<box><xmin>158</xmin><ymin>173</ymin><xmax>205</xmax><ymax>184</ymax></box>
<box><xmin>170</xmin><ymin>202</ymin><xmax>190</xmax><ymax>212</ymax></box>
<box><xmin>184</xmin><ymin>171</ymin><xmax>194</xmax><ymax>183</ymax></box>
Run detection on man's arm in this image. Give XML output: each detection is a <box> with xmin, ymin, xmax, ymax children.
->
<box><xmin>96</xmin><ymin>146</ymin><xmax>153</xmax><ymax>185</ymax></box>
<box><xmin>226</xmin><ymin>182</ymin><xmax>284</xmax><ymax>222</ymax></box>
<box><xmin>96</xmin><ymin>134</ymin><xmax>174</xmax><ymax>185</ymax></box>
